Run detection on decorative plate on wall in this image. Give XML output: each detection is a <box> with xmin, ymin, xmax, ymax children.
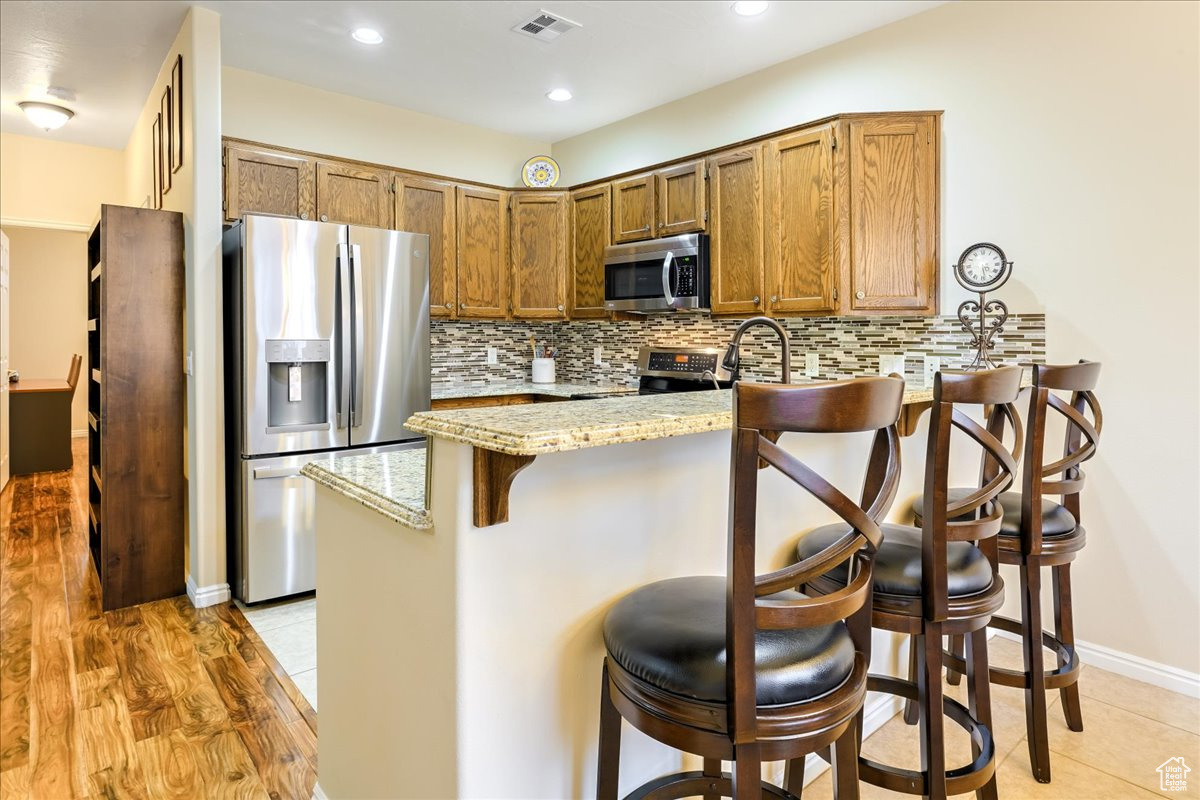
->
<box><xmin>522</xmin><ymin>155</ymin><xmax>560</xmax><ymax>188</ymax></box>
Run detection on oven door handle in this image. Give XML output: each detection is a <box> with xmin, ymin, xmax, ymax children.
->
<box><xmin>661</xmin><ymin>250</ymin><xmax>676</xmax><ymax>307</ymax></box>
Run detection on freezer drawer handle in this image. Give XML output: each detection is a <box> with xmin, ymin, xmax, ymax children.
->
<box><xmin>252</xmin><ymin>466</ymin><xmax>304</xmax><ymax>480</ymax></box>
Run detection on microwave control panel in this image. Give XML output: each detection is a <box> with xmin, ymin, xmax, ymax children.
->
<box><xmin>674</xmin><ymin>256</ymin><xmax>697</xmax><ymax>296</ymax></box>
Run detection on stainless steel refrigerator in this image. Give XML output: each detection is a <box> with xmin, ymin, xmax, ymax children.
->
<box><xmin>223</xmin><ymin>215</ymin><xmax>430</xmax><ymax>603</ymax></box>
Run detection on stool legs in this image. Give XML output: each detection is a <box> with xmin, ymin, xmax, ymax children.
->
<box><xmin>702</xmin><ymin>758</ymin><xmax>722</xmax><ymax>800</ymax></box>
<box><xmin>596</xmin><ymin>661</ymin><xmax>622</xmax><ymax>800</ymax></box>
<box><xmin>732</xmin><ymin>743</ymin><xmax>761</xmax><ymax>800</ymax></box>
<box><xmin>831</xmin><ymin>722</ymin><xmax>861</xmax><ymax>800</ymax></box>
<box><xmin>917</xmin><ymin>625</ymin><xmax>949</xmax><ymax>800</ymax></box>
<box><xmin>946</xmin><ymin>635</ymin><xmax>965</xmax><ymax>686</ymax></box>
<box><xmin>1052</xmin><ymin>563</ymin><xmax>1084</xmax><ymax>732</ymax></box>
<box><xmin>784</xmin><ymin>756</ymin><xmax>805</xmax><ymax>795</ymax></box>
<box><xmin>965</xmin><ymin>628</ymin><xmax>999</xmax><ymax>800</ymax></box>
<box><xmin>1019</xmin><ymin>558</ymin><xmax>1053</xmax><ymax>783</ymax></box>
<box><xmin>903</xmin><ymin>636</ymin><xmax>921</xmax><ymax>724</ymax></box>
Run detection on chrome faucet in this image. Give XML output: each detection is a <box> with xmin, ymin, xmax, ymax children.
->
<box><xmin>721</xmin><ymin>316</ymin><xmax>791</xmax><ymax>384</ymax></box>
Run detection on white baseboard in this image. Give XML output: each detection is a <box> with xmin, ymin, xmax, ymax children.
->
<box><xmin>992</xmin><ymin>629</ymin><xmax>1200</xmax><ymax>699</ymax></box>
<box><xmin>72</xmin><ymin>428</ymin><xmax>87</xmax><ymax>438</ymax></box>
<box><xmin>311</xmin><ymin>782</ymin><xmax>328</xmax><ymax>800</ymax></box>
<box><xmin>186</xmin><ymin>576</ymin><xmax>231</xmax><ymax>608</ymax></box>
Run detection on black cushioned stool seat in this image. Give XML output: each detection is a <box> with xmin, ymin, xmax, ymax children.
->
<box><xmin>796</xmin><ymin>523</ymin><xmax>994</xmax><ymax>598</ymax></box>
<box><xmin>907</xmin><ymin>488</ymin><xmax>1077</xmax><ymax>538</ymax></box>
<box><xmin>603</xmin><ymin>575</ymin><xmax>855</xmax><ymax>706</ymax></box>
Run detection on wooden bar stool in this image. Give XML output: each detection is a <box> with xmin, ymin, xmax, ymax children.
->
<box><xmin>921</xmin><ymin>361</ymin><xmax>1103</xmax><ymax>783</ymax></box>
<box><xmin>596</xmin><ymin>376</ymin><xmax>905</xmax><ymax>800</ymax></box>
<box><xmin>797</xmin><ymin>367</ymin><xmax>1023</xmax><ymax>800</ymax></box>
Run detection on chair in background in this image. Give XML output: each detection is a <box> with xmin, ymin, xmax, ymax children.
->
<box><xmin>597</xmin><ymin>376</ymin><xmax>905</xmax><ymax>800</ymax></box>
<box><xmin>67</xmin><ymin>353</ymin><xmax>82</xmax><ymax>396</ymax></box>
<box><xmin>799</xmin><ymin>366</ymin><xmax>1023</xmax><ymax>800</ymax></box>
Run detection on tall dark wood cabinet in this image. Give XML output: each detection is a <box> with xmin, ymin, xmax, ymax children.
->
<box><xmin>87</xmin><ymin>205</ymin><xmax>185</xmax><ymax>611</ymax></box>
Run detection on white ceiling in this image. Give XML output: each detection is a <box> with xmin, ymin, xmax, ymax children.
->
<box><xmin>0</xmin><ymin>1</ymin><xmax>190</xmax><ymax>149</ymax></box>
<box><xmin>1</xmin><ymin>0</ymin><xmax>944</xmax><ymax>150</ymax></box>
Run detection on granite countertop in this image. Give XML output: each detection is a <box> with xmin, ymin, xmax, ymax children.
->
<box><xmin>432</xmin><ymin>381</ymin><xmax>637</xmax><ymax>401</ymax></box>
<box><xmin>301</xmin><ymin>447</ymin><xmax>431</xmax><ymax>529</ymax></box>
<box><xmin>405</xmin><ymin>383</ymin><xmax>945</xmax><ymax>457</ymax></box>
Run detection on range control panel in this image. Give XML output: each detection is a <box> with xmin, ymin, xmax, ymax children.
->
<box><xmin>637</xmin><ymin>347</ymin><xmax>729</xmax><ymax>380</ymax></box>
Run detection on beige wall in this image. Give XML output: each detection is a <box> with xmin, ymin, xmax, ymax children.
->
<box><xmin>1</xmin><ymin>226</ymin><xmax>88</xmax><ymax>432</ymax></box>
<box><xmin>0</xmin><ymin>132</ymin><xmax>124</xmax><ymax>230</ymax></box>
<box><xmin>122</xmin><ymin>7</ymin><xmax>227</xmax><ymax>603</ymax></box>
<box><xmin>221</xmin><ymin>66</ymin><xmax>551</xmax><ymax>187</ymax></box>
<box><xmin>554</xmin><ymin>0</ymin><xmax>1200</xmax><ymax>674</ymax></box>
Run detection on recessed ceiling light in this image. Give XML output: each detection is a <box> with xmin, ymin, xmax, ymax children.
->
<box><xmin>546</xmin><ymin>88</ymin><xmax>573</xmax><ymax>102</ymax></box>
<box><xmin>351</xmin><ymin>27</ymin><xmax>383</xmax><ymax>45</ymax></box>
<box><xmin>18</xmin><ymin>101</ymin><xmax>74</xmax><ymax>131</ymax></box>
<box><xmin>731</xmin><ymin>1</ymin><xmax>769</xmax><ymax>16</ymax></box>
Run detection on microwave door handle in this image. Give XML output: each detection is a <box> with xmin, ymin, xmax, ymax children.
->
<box><xmin>337</xmin><ymin>243</ymin><xmax>351</xmax><ymax>429</ymax></box>
<box><xmin>661</xmin><ymin>250</ymin><xmax>676</xmax><ymax>307</ymax></box>
<box><xmin>351</xmin><ymin>243</ymin><xmax>365</xmax><ymax>428</ymax></box>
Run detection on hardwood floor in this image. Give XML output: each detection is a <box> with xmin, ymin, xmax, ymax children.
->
<box><xmin>0</xmin><ymin>440</ymin><xmax>317</xmax><ymax>799</ymax></box>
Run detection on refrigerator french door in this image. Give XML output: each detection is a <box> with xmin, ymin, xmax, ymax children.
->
<box><xmin>224</xmin><ymin>215</ymin><xmax>430</xmax><ymax>602</ymax></box>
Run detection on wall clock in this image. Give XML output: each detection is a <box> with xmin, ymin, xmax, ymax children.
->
<box><xmin>954</xmin><ymin>242</ymin><xmax>1013</xmax><ymax>370</ymax></box>
<box><xmin>522</xmin><ymin>155</ymin><xmax>560</xmax><ymax>188</ymax></box>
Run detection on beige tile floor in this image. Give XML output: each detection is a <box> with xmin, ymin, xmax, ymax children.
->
<box><xmin>237</xmin><ymin>595</ymin><xmax>319</xmax><ymax>711</ymax></box>
<box><xmin>804</xmin><ymin>637</ymin><xmax>1200</xmax><ymax>798</ymax></box>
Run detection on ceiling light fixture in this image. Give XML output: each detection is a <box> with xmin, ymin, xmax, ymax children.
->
<box><xmin>18</xmin><ymin>101</ymin><xmax>74</xmax><ymax>131</ymax></box>
<box><xmin>546</xmin><ymin>88</ymin><xmax>573</xmax><ymax>102</ymax></box>
<box><xmin>351</xmin><ymin>27</ymin><xmax>383</xmax><ymax>45</ymax></box>
<box><xmin>731</xmin><ymin>1</ymin><xmax>769</xmax><ymax>16</ymax></box>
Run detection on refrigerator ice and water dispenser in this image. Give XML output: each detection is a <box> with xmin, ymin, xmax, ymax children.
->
<box><xmin>264</xmin><ymin>338</ymin><xmax>330</xmax><ymax>431</ymax></box>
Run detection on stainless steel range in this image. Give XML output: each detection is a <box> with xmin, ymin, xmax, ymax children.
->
<box><xmin>635</xmin><ymin>345</ymin><xmax>734</xmax><ymax>395</ymax></box>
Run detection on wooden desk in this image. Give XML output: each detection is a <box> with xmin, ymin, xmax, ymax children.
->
<box><xmin>10</xmin><ymin>378</ymin><xmax>74</xmax><ymax>474</ymax></box>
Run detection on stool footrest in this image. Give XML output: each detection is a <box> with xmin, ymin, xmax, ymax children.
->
<box><xmin>949</xmin><ymin>616</ymin><xmax>1081</xmax><ymax>690</ymax></box>
<box><xmin>625</xmin><ymin>770</ymin><xmax>800</xmax><ymax>800</ymax></box>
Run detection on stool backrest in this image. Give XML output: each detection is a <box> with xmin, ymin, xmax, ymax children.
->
<box><xmin>922</xmin><ymin>366</ymin><xmax>1024</xmax><ymax>621</ymax></box>
<box><xmin>727</xmin><ymin>375</ymin><xmax>904</xmax><ymax>740</ymax></box>
<box><xmin>67</xmin><ymin>354</ymin><xmax>83</xmax><ymax>395</ymax></box>
<box><xmin>1020</xmin><ymin>361</ymin><xmax>1103</xmax><ymax>554</ymax></box>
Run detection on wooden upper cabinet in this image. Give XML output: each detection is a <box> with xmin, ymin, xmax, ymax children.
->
<box><xmin>568</xmin><ymin>185</ymin><xmax>611</xmax><ymax>319</ymax></box>
<box><xmin>656</xmin><ymin>161</ymin><xmax>707</xmax><ymax>237</ymax></box>
<box><xmin>224</xmin><ymin>145</ymin><xmax>314</xmax><ymax>223</ymax></box>
<box><xmin>707</xmin><ymin>147</ymin><xmax>764</xmax><ymax>315</ymax></box>
<box><xmin>510</xmin><ymin>192</ymin><xmax>568</xmax><ymax>319</ymax></box>
<box><xmin>315</xmin><ymin>160</ymin><xmax>391</xmax><ymax>228</ymax></box>
<box><xmin>847</xmin><ymin>115</ymin><xmax>937</xmax><ymax>313</ymax></box>
<box><xmin>765</xmin><ymin>125</ymin><xmax>837</xmax><ymax>314</ymax></box>
<box><xmin>395</xmin><ymin>176</ymin><xmax>456</xmax><ymax>318</ymax></box>
<box><xmin>612</xmin><ymin>174</ymin><xmax>655</xmax><ymax>243</ymax></box>
<box><xmin>456</xmin><ymin>186</ymin><xmax>508</xmax><ymax>318</ymax></box>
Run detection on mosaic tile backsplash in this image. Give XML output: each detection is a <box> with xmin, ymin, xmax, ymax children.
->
<box><xmin>431</xmin><ymin>314</ymin><xmax>1046</xmax><ymax>388</ymax></box>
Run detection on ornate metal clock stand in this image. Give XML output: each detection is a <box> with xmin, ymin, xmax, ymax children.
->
<box><xmin>953</xmin><ymin>243</ymin><xmax>1013</xmax><ymax>371</ymax></box>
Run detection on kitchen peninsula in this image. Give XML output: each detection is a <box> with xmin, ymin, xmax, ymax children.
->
<box><xmin>302</xmin><ymin>384</ymin><xmax>979</xmax><ymax>799</ymax></box>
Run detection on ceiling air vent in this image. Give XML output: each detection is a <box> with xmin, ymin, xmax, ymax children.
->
<box><xmin>511</xmin><ymin>10</ymin><xmax>582</xmax><ymax>42</ymax></box>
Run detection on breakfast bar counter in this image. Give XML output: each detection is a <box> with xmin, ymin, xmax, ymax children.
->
<box><xmin>304</xmin><ymin>383</ymin><xmax>996</xmax><ymax>799</ymax></box>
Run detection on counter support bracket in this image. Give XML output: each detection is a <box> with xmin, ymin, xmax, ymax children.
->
<box><xmin>898</xmin><ymin>400</ymin><xmax>933</xmax><ymax>437</ymax></box>
<box><xmin>473</xmin><ymin>448</ymin><xmax>536</xmax><ymax>527</ymax></box>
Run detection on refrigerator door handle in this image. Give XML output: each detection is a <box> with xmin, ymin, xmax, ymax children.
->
<box><xmin>337</xmin><ymin>242</ymin><xmax>352</xmax><ymax>428</ymax></box>
<box><xmin>351</xmin><ymin>243</ymin><xmax>365</xmax><ymax>427</ymax></box>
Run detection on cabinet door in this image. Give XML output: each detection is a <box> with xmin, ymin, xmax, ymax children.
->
<box><xmin>568</xmin><ymin>185</ymin><xmax>611</xmax><ymax>319</ymax></box>
<box><xmin>707</xmin><ymin>147</ymin><xmax>764</xmax><ymax>315</ymax></box>
<box><xmin>224</xmin><ymin>145</ymin><xmax>314</xmax><ymax>223</ymax></box>
<box><xmin>456</xmin><ymin>186</ymin><xmax>508</xmax><ymax>318</ymax></box>
<box><xmin>612</xmin><ymin>175</ymin><xmax>655</xmax><ymax>243</ymax></box>
<box><xmin>765</xmin><ymin>126</ymin><xmax>837</xmax><ymax>314</ymax></box>
<box><xmin>315</xmin><ymin>160</ymin><xmax>392</xmax><ymax>228</ymax></box>
<box><xmin>848</xmin><ymin>116</ymin><xmax>937</xmax><ymax>313</ymax></box>
<box><xmin>395</xmin><ymin>176</ymin><xmax>457</xmax><ymax>318</ymax></box>
<box><xmin>656</xmin><ymin>161</ymin><xmax>707</xmax><ymax>237</ymax></box>
<box><xmin>511</xmin><ymin>192</ymin><xmax>568</xmax><ymax>319</ymax></box>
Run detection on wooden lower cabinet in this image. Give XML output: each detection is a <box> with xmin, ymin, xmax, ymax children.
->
<box><xmin>315</xmin><ymin>160</ymin><xmax>391</xmax><ymax>228</ymax></box>
<box><xmin>510</xmin><ymin>192</ymin><xmax>568</xmax><ymax>319</ymax></box>
<box><xmin>224</xmin><ymin>145</ymin><xmax>314</xmax><ymax>222</ymax></box>
<box><xmin>708</xmin><ymin>147</ymin><xmax>764</xmax><ymax>315</ymax></box>
<box><xmin>765</xmin><ymin>125</ymin><xmax>838</xmax><ymax>314</ymax></box>
<box><xmin>456</xmin><ymin>186</ymin><xmax>508</xmax><ymax>318</ymax></box>
<box><xmin>569</xmin><ymin>185</ymin><xmax>611</xmax><ymax>318</ymax></box>
<box><xmin>395</xmin><ymin>176</ymin><xmax>457</xmax><ymax>317</ymax></box>
<box><xmin>612</xmin><ymin>174</ymin><xmax>656</xmax><ymax>243</ymax></box>
<box><xmin>847</xmin><ymin>115</ymin><xmax>937</xmax><ymax>313</ymax></box>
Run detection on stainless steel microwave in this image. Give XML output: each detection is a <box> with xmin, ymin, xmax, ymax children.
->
<box><xmin>604</xmin><ymin>233</ymin><xmax>710</xmax><ymax>313</ymax></box>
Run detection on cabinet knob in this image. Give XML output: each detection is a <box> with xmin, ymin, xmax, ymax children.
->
<box><xmin>300</xmin><ymin>212</ymin><xmax>309</xmax><ymax>220</ymax></box>
<box><xmin>855</xmin><ymin>290</ymin><xmax>865</xmax><ymax>300</ymax></box>
<box><xmin>320</xmin><ymin>214</ymin><xmax>328</xmax><ymax>222</ymax></box>
<box><xmin>445</xmin><ymin>302</ymin><xmax>453</xmax><ymax>309</ymax></box>
<box><xmin>459</xmin><ymin>303</ymin><xmax>464</xmax><ymax>309</ymax></box>
<box><xmin>770</xmin><ymin>295</ymin><xmax>778</xmax><ymax>303</ymax></box>
<box><xmin>753</xmin><ymin>296</ymin><xmax>760</xmax><ymax>305</ymax></box>
<box><xmin>557</xmin><ymin>304</ymin><xmax>564</xmax><ymax>312</ymax></box>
